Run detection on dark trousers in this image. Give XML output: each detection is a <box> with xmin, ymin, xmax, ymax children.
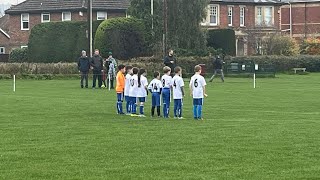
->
<box><xmin>92</xmin><ymin>70</ymin><xmax>102</xmax><ymax>88</ymax></box>
<box><xmin>80</xmin><ymin>71</ymin><xmax>88</xmax><ymax>88</ymax></box>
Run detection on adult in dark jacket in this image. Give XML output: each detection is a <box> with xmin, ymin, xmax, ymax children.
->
<box><xmin>78</xmin><ymin>50</ymin><xmax>90</xmax><ymax>88</ymax></box>
<box><xmin>163</xmin><ymin>49</ymin><xmax>176</xmax><ymax>76</ymax></box>
<box><xmin>91</xmin><ymin>49</ymin><xmax>104</xmax><ymax>88</ymax></box>
<box><xmin>209</xmin><ymin>55</ymin><xmax>225</xmax><ymax>82</ymax></box>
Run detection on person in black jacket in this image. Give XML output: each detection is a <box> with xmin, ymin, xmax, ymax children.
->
<box><xmin>78</xmin><ymin>50</ymin><xmax>90</xmax><ymax>88</ymax></box>
<box><xmin>209</xmin><ymin>55</ymin><xmax>225</xmax><ymax>82</ymax></box>
<box><xmin>90</xmin><ymin>49</ymin><xmax>104</xmax><ymax>89</ymax></box>
<box><xmin>163</xmin><ymin>49</ymin><xmax>176</xmax><ymax>77</ymax></box>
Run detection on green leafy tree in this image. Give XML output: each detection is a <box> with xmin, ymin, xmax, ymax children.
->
<box><xmin>129</xmin><ymin>0</ymin><xmax>208</xmax><ymax>55</ymax></box>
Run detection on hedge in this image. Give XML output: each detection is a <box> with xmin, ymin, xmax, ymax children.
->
<box><xmin>94</xmin><ymin>17</ymin><xmax>147</xmax><ymax>60</ymax></box>
<box><xmin>230</xmin><ymin>56</ymin><xmax>320</xmax><ymax>72</ymax></box>
<box><xmin>9</xmin><ymin>48</ymin><xmax>28</xmax><ymax>62</ymax></box>
<box><xmin>1</xmin><ymin>55</ymin><xmax>319</xmax><ymax>79</ymax></box>
<box><xmin>28</xmin><ymin>21</ymin><xmax>102</xmax><ymax>63</ymax></box>
<box><xmin>207</xmin><ymin>29</ymin><xmax>236</xmax><ymax>56</ymax></box>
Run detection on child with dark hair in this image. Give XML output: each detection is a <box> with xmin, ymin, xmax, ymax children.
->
<box><xmin>128</xmin><ymin>67</ymin><xmax>139</xmax><ymax>115</ymax></box>
<box><xmin>136</xmin><ymin>69</ymin><xmax>148</xmax><ymax>116</ymax></box>
<box><xmin>124</xmin><ymin>65</ymin><xmax>133</xmax><ymax>114</ymax></box>
<box><xmin>116</xmin><ymin>65</ymin><xmax>126</xmax><ymax>114</ymax></box>
<box><xmin>148</xmin><ymin>71</ymin><xmax>162</xmax><ymax>117</ymax></box>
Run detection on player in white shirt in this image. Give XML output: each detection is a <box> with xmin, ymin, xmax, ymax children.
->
<box><xmin>148</xmin><ymin>71</ymin><xmax>162</xmax><ymax>117</ymax></box>
<box><xmin>172</xmin><ymin>66</ymin><xmax>185</xmax><ymax>119</ymax></box>
<box><xmin>136</xmin><ymin>69</ymin><xmax>148</xmax><ymax>116</ymax></box>
<box><xmin>124</xmin><ymin>66</ymin><xmax>133</xmax><ymax>114</ymax></box>
<box><xmin>189</xmin><ymin>65</ymin><xmax>207</xmax><ymax>120</ymax></box>
<box><xmin>128</xmin><ymin>67</ymin><xmax>139</xmax><ymax>114</ymax></box>
<box><xmin>161</xmin><ymin>66</ymin><xmax>173</xmax><ymax>118</ymax></box>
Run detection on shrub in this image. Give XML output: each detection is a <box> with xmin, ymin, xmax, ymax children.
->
<box><xmin>28</xmin><ymin>21</ymin><xmax>102</xmax><ymax>62</ymax></box>
<box><xmin>263</xmin><ymin>35</ymin><xmax>300</xmax><ymax>56</ymax></box>
<box><xmin>9</xmin><ymin>48</ymin><xmax>28</xmax><ymax>62</ymax></box>
<box><xmin>301</xmin><ymin>37</ymin><xmax>320</xmax><ymax>55</ymax></box>
<box><xmin>207</xmin><ymin>29</ymin><xmax>236</xmax><ymax>56</ymax></box>
<box><xmin>94</xmin><ymin>17</ymin><xmax>147</xmax><ymax>60</ymax></box>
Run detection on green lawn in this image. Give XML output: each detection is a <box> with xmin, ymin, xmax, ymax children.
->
<box><xmin>1</xmin><ymin>74</ymin><xmax>320</xmax><ymax>179</ymax></box>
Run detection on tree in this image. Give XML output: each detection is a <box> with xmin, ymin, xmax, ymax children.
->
<box><xmin>128</xmin><ymin>0</ymin><xmax>208</xmax><ymax>55</ymax></box>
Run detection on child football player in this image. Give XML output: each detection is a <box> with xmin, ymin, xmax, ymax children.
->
<box><xmin>189</xmin><ymin>65</ymin><xmax>207</xmax><ymax>120</ymax></box>
<box><xmin>161</xmin><ymin>66</ymin><xmax>173</xmax><ymax>118</ymax></box>
<box><xmin>148</xmin><ymin>71</ymin><xmax>162</xmax><ymax>117</ymax></box>
<box><xmin>128</xmin><ymin>67</ymin><xmax>139</xmax><ymax>115</ymax></box>
<box><xmin>172</xmin><ymin>66</ymin><xmax>185</xmax><ymax>119</ymax></box>
<box><xmin>136</xmin><ymin>69</ymin><xmax>148</xmax><ymax>117</ymax></box>
<box><xmin>116</xmin><ymin>65</ymin><xmax>126</xmax><ymax>114</ymax></box>
<box><xmin>124</xmin><ymin>65</ymin><xmax>133</xmax><ymax>114</ymax></box>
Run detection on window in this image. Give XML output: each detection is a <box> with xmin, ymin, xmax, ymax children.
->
<box><xmin>21</xmin><ymin>45</ymin><xmax>28</xmax><ymax>49</ymax></box>
<box><xmin>41</xmin><ymin>13</ymin><xmax>50</xmax><ymax>23</ymax></box>
<box><xmin>256</xmin><ymin>6</ymin><xmax>273</xmax><ymax>26</ymax></box>
<box><xmin>240</xmin><ymin>7</ymin><xmax>245</xmax><ymax>27</ymax></box>
<box><xmin>228</xmin><ymin>6</ymin><xmax>233</xmax><ymax>26</ymax></box>
<box><xmin>21</xmin><ymin>13</ymin><xmax>29</xmax><ymax>30</ymax></box>
<box><xmin>97</xmin><ymin>12</ymin><xmax>107</xmax><ymax>20</ymax></box>
<box><xmin>257</xmin><ymin>7</ymin><xmax>262</xmax><ymax>25</ymax></box>
<box><xmin>264</xmin><ymin>7</ymin><xmax>272</xmax><ymax>25</ymax></box>
<box><xmin>0</xmin><ymin>47</ymin><xmax>5</xmax><ymax>54</ymax></box>
<box><xmin>209</xmin><ymin>5</ymin><xmax>218</xmax><ymax>25</ymax></box>
<box><xmin>62</xmin><ymin>12</ymin><xmax>71</xmax><ymax>21</ymax></box>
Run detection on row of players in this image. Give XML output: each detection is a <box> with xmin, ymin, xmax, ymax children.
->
<box><xmin>115</xmin><ymin>65</ymin><xmax>207</xmax><ymax>120</ymax></box>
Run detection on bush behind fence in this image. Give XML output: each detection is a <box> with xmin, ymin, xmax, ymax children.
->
<box><xmin>0</xmin><ymin>55</ymin><xmax>319</xmax><ymax>79</ymax></box>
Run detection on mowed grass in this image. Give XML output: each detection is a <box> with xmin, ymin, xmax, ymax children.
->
<box><xmin>0</xmin><ymin>74</ymin><xmax>320</xmax><ymax>179</ymax></box>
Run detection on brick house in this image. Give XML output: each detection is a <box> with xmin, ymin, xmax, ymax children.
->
<box><xmin>281</xmin><ymin>0</ymin><xmax>320</xmax><ymax>40</ymax></box>
<box><xmin>202</xmin><ymin>0</ymin><xmax>284</xmax><ymax>56</ymax></box>
<box><xmin>0</xmin><ymin>0</ymin><xmax>129</xmax><ymax>55</ymax></box>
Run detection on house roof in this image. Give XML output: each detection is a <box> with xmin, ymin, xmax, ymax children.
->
<box><xmin>211</xmin><ymin>0</ymin><xmax>284</xmax><ymax>4</ymax></box>
<box><xmin>5</xmin><ymin>0</ymin><xmax>130</xmax><ymax>14</ymax></box>
<box><xmin>0</xmin><ymin>14</ymin><xmax>9</xmax><ymax>32</ymax></box>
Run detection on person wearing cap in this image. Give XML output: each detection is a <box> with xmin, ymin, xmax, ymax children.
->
<box><xmin>106</xmin><ymin>52</ymin><xmax>117</xmax><ymax>70</ymax></box>
<box><xmin>209</xmin><ymin>55</ymin><xmax>225</xmax><ymax>82</ymax></box>
<box><xmin>77</xmin><ymin>50</ymin><xmax>90</xmax><ymax>88</ymax></box>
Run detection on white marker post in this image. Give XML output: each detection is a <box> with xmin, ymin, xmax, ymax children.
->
<box><xmin>254</xmin><ymin>64</ymin><xmax>258</xmax><ymax>89</ymax></box>
<box><xmin>13</xmin><ymin>75</ymin><xmax>16</xmax><ymax>92</ymax></box>
<box><xmin>108</xmin><ymin>74</ymin><xmax>111</xmax><ymax>91</ymax></box>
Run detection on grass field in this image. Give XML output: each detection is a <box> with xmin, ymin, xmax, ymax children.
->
<box><xmin>1</xmin><ymin>74</ymin><xmax>320</xmax><ymax>179</ymax></box>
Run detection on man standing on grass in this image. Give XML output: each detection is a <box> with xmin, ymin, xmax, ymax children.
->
<box><xmin>78</xmin><ymin>50</ymin><xmax>90</xmax><ymax>88</ymax></box>
<box><xmin>164</xmin><ymin>49</ymin><xmax>176</xmax><ymax>77</ymax></box>
<box><xmin>91</xmin><ymin>49</ymin><xmax>104</xmax><ymax>89</ymax></box>
<box><xmin>209</xmin><ymin>55</ymin><xmax>225</xmax><ymax>83</ymax></box>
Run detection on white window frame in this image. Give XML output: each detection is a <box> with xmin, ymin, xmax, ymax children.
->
<box><xmin>21</xmin><ymin>13</ymin><xmax>29</xmax><ymax>30</ymax></box>
<box><xmin>97</xmin><ymin>11</ymin><xmax>108</xmax><ymax>20</ymax></box>
<box><xmin>41</xmin><ymin>13</ymin><xmax>50</xmax><ymax>23</ymax></box>
<box><xmin>228</xmin><ymin>6</ymin><xmax>233</xmax><ymax>26</ymax></box>
<box><xmin>62</xmin><ymin>12</ymin><xmax>71</xmax><ymax>21</ymax></box>
<box><xmin>209</xmin><ymin>5</ymin><xmax>219</xmax><ymax>26</ymax></box>
<box><xmin>264</xmin><ymin>6</ymin><xmax>273</xmax><ymax>26</ymax></box>
<box><xmin>240</xmin><ymin>6</ymin><xmax>245</xmax><ymax>27</ymax></box>
<box><xmin>256</xmin><ymin>7</ymin><xmax>262</xmax><ymax>26</ymax></box>
<box><xmin>0</xmin><ymin>47</ymin><xmax>5</xmax><ymax>54</ymax></box>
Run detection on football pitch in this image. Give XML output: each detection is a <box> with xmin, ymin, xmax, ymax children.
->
<box><xmin>1</xmin><ymin>74</ymin><xmax>320</xmax><ymax>179</ymax></box>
